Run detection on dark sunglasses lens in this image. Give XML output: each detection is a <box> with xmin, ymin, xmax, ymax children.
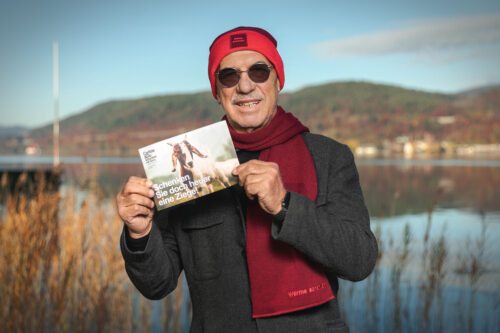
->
<box><xmin>218</xmin><ymin>68</ymin><xmax>239</xmax><ymax>87</ymax></box>
<box><xmin>218</xmin><ymin>64</ymin><xmax>271</xmax><ymax>87</ymax></box>
<box><xmin>248</xmin><ymin>64</ymin><xmax>271</xmax><ymax>83</ymax></box>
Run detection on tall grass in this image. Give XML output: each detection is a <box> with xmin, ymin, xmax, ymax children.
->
<box><xmin>0</xmin><ymin>171</ymin><xmax>133</xmax><ymax>332</ymax></box>
<box><xmin>0</xmin><ymin>171</ymin><xmax>189</xmax><ymax>333</ymax></box>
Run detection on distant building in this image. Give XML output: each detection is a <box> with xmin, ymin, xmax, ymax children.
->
<box><xmin>456</xmin><ymin>144</ymin><xmax>500</xmax><ymax>156</ymax></box>
<box><xmin>436</xmin><ymin>116</ymin><xmax>456</xmax><ymax>125</ymax></box>
<box><xmin>355</xmin><ymin>145</ymin><xmax>379</xmax><ymax>157</ymax></box>
<box><xmin>25</xmin><ymin>143</ymin><xmax>41</xmax><ymax>155</ymax></box>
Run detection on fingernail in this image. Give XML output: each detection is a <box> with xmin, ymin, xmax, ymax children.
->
<box><xmin>146</xmin><ymin>180</ymin><xmax>153</xmax><ymax>187</ymax></box>
<box><xmin>149</xmin><ymin>190</ymin><xmax>155</xmax><ymax>197</ymax></box>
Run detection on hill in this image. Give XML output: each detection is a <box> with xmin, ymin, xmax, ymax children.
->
<box><xmin>29</xmin><ymin>81</ymin><xmax>500</xmax><ymax>156</ymax></box>
<box><xmin>0</xmin><ymin>126</ymin><xmax>29</xmax><ymax>138</ymax></box>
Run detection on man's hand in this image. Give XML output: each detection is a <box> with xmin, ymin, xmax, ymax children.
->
<box><xmin>233</xmin><ymin>160</ymin><xmax>287</xmax><ymax>215</ymax></box>
<box><xmin>116</xmin><ymin>176</ymin><xmax>155</xmax><ymax>239</ymax></box>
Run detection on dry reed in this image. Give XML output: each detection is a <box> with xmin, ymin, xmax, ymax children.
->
<box><xmin>0</xmin><ymin>171</ymin><xmax>190</xmax><ymax>333</ymax></box>
<box><xmin>0</xmin><ymin>172</ymin><xmax>132</xmax><ymax>333</ymax></box>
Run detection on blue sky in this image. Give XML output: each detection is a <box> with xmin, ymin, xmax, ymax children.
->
<box><xmin>1</xmin><ymin>0</ymin><xmax>499</xmax><ymax>128</ymax></box>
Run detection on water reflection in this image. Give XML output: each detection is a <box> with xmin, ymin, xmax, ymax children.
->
<box><xmin>357</xmin><ymin>161</ymin><xmax>499</xmax><ymax>217</ymax></box>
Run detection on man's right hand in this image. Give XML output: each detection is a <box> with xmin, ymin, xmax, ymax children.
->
<box><xmin>116</xmin><ymin>176</ymin><xmax>156</xmax><ymax>239</ymax></box>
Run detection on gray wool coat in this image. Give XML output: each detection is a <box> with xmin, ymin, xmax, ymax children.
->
<box><xmin>120</xmin><ymin>132</ymin><xmax>378</xmax><ymax>333</ymax></box>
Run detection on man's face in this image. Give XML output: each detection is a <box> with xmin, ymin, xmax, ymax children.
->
<box><xmin>216</xmin><ymin>50</ymin><xmax>280</xmax><ymax>133</ymax></box>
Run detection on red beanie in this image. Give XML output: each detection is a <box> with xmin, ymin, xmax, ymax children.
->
<box><xmin>208</xmin><ymin>26</ymin><xmax>285</xmax><ymax>98</ymax></box>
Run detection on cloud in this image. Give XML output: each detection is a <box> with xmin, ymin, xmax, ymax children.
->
<box><xmin>313</xmin><ymin>14</ymin><xmax>500</xmax><ymax>60</ymax></box>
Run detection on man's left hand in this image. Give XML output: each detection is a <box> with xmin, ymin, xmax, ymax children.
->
<box><xmin>233</xmin><ymin>160</ymin><xmax>287</xmax><ymax>215</ymax></box>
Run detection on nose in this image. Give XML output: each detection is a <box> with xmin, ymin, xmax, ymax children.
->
<box><xmin>236</xmin><ymin>71</ymin><xmax>256</xmax><ymax>94</ymax></box>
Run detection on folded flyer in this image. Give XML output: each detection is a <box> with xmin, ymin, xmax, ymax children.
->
<box><xmin>138</xmin><ymin>121</ymin><xmax>239</xmax><ymax>210</ymax></box>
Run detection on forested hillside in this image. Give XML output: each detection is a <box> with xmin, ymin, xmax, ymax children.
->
<box><xmin>28</xmin><ymin>81</ymin><xmax>500</xmax><ymax>156</ymax></box>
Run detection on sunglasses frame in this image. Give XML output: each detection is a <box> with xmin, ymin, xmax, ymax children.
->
<box><xmin>216</xmin><ymin>63</ymin><xmax>274</xmax><ymax>88</ymax></box>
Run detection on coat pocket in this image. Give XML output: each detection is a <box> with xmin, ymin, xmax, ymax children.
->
<box><xmin>182</xmin><ymin>218</ymin><xmax>224</xmax><ymax>281</ymax></box>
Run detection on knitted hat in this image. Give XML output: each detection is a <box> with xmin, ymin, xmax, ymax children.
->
<box><xmin>208</xmin><ymin>26</ymin><xmax>285</xmax><ymax>98</ymax></box>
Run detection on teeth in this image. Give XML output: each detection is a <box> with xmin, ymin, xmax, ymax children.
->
<box><xmin>238</xmin><ymin>102</ymin><xmax>258</xmax><ymax>107</ymax></box>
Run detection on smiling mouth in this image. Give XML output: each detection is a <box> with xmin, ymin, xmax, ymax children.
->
<box><xmin>235</xmin><ymin>101</ymin><xmax>260</xmax><ymax>108</ymax></box>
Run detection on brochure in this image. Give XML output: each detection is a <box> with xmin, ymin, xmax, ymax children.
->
<box><xmin>138</xmin><ymin>121</ymin><xmax>239</xmax><ymax>210</ymax></box>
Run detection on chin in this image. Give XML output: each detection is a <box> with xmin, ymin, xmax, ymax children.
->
<box><xmin>231</xmin><ymin>119</ymin><xmax>264</xmax><ymax>133</ymax></box>
<box><xmin>238</xmin><ymin>116</ymin><xmax>266</xmax><ymax>128</ymax></box>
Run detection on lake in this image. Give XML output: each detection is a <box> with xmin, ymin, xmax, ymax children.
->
<box><xmin>1</xmin><ymin>155</ymin><xmax>499</xmax><ymax>332</ymax></box>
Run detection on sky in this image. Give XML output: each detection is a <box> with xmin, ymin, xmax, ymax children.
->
<box><xmin>1</xmin><ymin>0</ymin><xmax>499</xmax><ymax>128</ymax></box>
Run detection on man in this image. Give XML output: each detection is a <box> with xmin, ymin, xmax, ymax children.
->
<box><xmin>117</xmin><ymin>26</ymin><xmax>378</xmax><ymax>333</ymax></box>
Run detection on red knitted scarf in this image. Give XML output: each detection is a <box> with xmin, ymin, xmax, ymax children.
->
<box><xmin>228</xmin><ymin>106</ymin><xmax>334</xmax><ymax>318</ymax></box>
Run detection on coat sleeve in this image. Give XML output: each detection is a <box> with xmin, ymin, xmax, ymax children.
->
<box><xmin>271</xmin><ymin>142</ymin><xmax>378</xmax><ymax>281</ymax></box>
<box><xmin>120</xmin><ymin>212</ymin><xmax>183</xmax><ymax>300</ymax></box>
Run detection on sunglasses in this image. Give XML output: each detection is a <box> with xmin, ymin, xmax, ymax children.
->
<box><xmin>216</xmin><ymin>63</ymin><xmax>273</xmax><ymax>88</ymax></box>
